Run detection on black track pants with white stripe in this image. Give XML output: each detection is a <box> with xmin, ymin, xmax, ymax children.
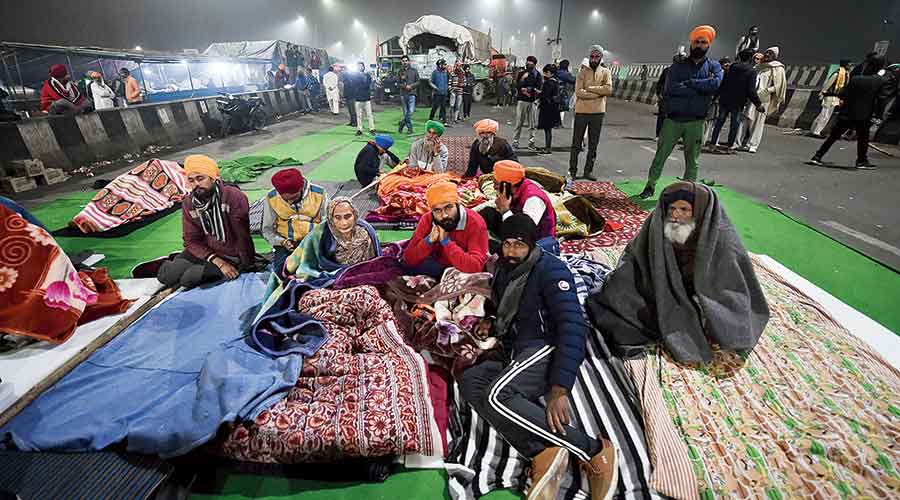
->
<box><xmin>459</xmin><ymin>345</ymin><xmax>601</xmax><ymax>462</ymax></box>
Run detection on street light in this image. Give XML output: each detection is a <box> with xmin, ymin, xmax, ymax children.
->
<box><xmin>134</xmin><ymin>45</ymin><xmax>143</xmax><ymax>51</ymax></box>
<box><xmin>353</xmin><ymin>19</ymin><xmax>362</xmax><ymax>28</ymax></box>
<box><xmin>297</xmin><ymin>15</ymin><xmax>305</xmax><ymax>23</ymax></box>
<box><xmin>322</xmin><ymin>0</ymin><xmax>333</xmax><ymax>6</ymax></box>
<box><xmin>591</xmin><ymin>9</ymin><xmax>600</xmax><ymax>18</ymax></box>
<box><xmin>542</xmin><ymin>26</ymin><xmax>548</xmax><ymax>32</ymax></box>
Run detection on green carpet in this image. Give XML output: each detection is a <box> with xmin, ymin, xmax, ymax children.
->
<box><xmin>616</xmin><ymin>177</ymin><xmax>900</xmax><ymax>335</ymax></box>
<box><xmin>188</xmin><ymin>468</ymin><xmax>521</xmax><ymax>500</ymax></box>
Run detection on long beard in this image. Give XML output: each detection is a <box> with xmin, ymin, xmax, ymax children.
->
<box><xmin>478</xmin><ymin>136</ymin><xmax>494</xmax><ymax>154</ymax></box>
<box><xmin>589</xmin><ymin>61</ymin><xmax>600</xmax><ymax>70</ymax></box>
<box><xmin>690</xmin><ymin>47</ymin><xmax>708</xmax><ymax>60</ymax></box>
<box><xmin>664</xmin><ymin>221</ymin><xmax>696</xmax><ymax>245</ymax></box>
<box><xmin>423</xmin><ymin>139</ymin><xmax>435</xmax><ymax>154</ymax></box>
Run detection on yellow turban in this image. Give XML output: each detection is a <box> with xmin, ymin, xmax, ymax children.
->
<box><xmin>474</xmin><ymin>118</ymin><xmax>499</xmax><ymax>135</ymax></box>
<box><xmin>426</xmin><ymin>181</ymin><xmax>459</xmax><ymax>208</ymax></box>
<box><xmin>689</xmin><ymin>25</ymin><xmax>716</xmax><ymax>43</ymax></box>
<box><xmin>184</xmin><ymin>154</ymin><xmax>220</xmax><ymax>179</ymax></box>
<box><xmin>493</xmin><ymin>160</ymin><xmax>526</xmax><ymax>184</ymax></box>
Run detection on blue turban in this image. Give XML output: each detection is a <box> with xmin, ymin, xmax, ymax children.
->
<box><xmin>374</xmin><ymin>134</ymin><xmax>394</xmax><ymax>150</ymax></box>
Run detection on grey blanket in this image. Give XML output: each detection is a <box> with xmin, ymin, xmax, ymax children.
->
<box><xmin>586</xmin><ymin>184</ymin><xmax>769</xmax><ymax>363</ymax></box>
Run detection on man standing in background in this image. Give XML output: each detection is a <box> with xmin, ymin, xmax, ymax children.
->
<box><xmin>398</xmin><ymin>55</ymin><xmax>420</xmax><ymax>134</ymax></box>
<box><xmin>639</xmin><ymin>25</ymin><xmax>722</xmax><ymax>199</ymax></box>
<box><xmin>569</xmin><ymin>46</ymin><xmax>612</xmax><ymax>181</ymax></box>
<box><xmin>513</xmin><ymin>56</ymin><xmax>542</xmax><ymax>150</ymax></box>
<box><xmin>810</xmin><ymin>59</ymin><xmax>851</xmax><ymax>137</ymax></box>
<box><xmin>737</xmin><ymin>46</ymin><xmax>785</xmax><ymax>153</ymax></box>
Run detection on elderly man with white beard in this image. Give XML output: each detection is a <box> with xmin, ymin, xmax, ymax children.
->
<box><xmin>464</xmin><ymin>119</ymin><xmax>518</xmax><ymax>178</ymax></box>
<box><xmin>586</xmin><ymin>181</ymin><xmax>769</xmax><ymax>364</ymax></box>
<box><xmin>407</xmin><ymin>120</ymin><xmax>450</xmax><ymax>173</ymax></box>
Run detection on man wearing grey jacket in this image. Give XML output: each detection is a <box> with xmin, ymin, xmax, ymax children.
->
<box><xmin>398</xmin><ymin>55</ymin><xmax>420</xmax><ymax>134</ymax></box>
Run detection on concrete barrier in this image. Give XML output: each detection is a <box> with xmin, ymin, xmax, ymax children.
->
<box><xmin>0</xmin><ymin>87</ymin><xmax>305</xmax><ymax>170</ymax></box>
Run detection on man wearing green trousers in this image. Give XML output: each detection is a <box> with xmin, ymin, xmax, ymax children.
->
<box><xmin>639</xmin><ymin>25</ymin><xmax>723</xmax><ymax>199</ymax></box>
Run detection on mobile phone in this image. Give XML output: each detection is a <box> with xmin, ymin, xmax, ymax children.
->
<box><xmin>499</xmin><ymin>181</ymin><xmax>513</xmax><ymax>197</ymax></box>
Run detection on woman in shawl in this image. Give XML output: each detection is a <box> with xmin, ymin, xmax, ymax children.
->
<box><xmin>285</xmin><ymin>196</ymin><xmax>380</xmax><ymax>282</ymax></box>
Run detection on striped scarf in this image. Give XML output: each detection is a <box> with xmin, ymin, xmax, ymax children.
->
<box><xmin>49</xmin><ymin>77</ymin><xmax>81</xmax><ymax>104</ymax></box>
<box><xmin>193</xmin><ymin>182</ymin><xmax>227</xmax><ymax>242</ymax></box>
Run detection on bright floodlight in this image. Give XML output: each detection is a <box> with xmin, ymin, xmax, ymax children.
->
<box><xmin>179</xmin><ymin>59</ymin><xmax>188</xmax><ymax>64</ymax></box>
<box><xmin>297</xmin><ymin>15</ymin><xmax>305</xmax><ymax>23</ymax></box>
<box><xmin>542</xmin><ymin>25</ymin><xmax>548</xmax><ymax>32</ymax></box>
<box><xmin>134</xmin><ymin>45</ymin><xmax>142</xmax><ymax>51</ymax></box>
<box><xmin>591</xmin><ymin>9</ymin><xmax>600</xmax><ymax>18</ymax></box>
<box><xmin>481</xmin><ymin>18</ymin><xmax>487</xmax><ymax>24</ymax></box>
<box><xmin>335</xmin><ymin>41</ymin><xmax>343</xmax><ymax>47</ymax></box>
<box><xmin>353</xmin><ymin>19</ymin><xmax>361</xmax><ymax>28</ymax></box>
<box><xmin>322</xmin><ymin>0</ymin><xmax>333</xmax><ymax>6</ymax></box>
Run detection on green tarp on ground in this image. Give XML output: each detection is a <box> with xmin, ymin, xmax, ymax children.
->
<box><xmin>218</xmin><ymin>156</ymin><xmax>302</xmax><ymax>183</ymax></box>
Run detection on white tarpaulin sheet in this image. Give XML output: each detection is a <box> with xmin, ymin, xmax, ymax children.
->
<box><xmin>204</xmin><ymin>40</ymin><xmax>284</xmax><ymax>60</ymax></box>
<box><xmin>401</xmin><ymin>15</ymin><xmax>478</xmax><ymax>62</ymax></box>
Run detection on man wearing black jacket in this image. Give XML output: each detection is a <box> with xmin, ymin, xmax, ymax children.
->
<box><xmin>708</xmin><ymin>49</ymin><xmax>764</xmax><ymax>152</ymax></box>
<box><xmin>513</xmin><ymin>56</ymin><xmax>543</xmax><ymax>150</ymax></box>
<box><xmin>810</xmin><ymin>56</ymin><xmax>888</xmax><ymax>170</ymax></box>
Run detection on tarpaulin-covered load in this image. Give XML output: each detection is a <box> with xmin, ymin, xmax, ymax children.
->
<box><xmin>400</xmin><ymin>15</ymin><xmax>490</xmax><ymax>63</ymax></box>
<box><xmin>203</xmin><ymin>40</ymin><xmax>329</xmax><ymax>69</ymax></box>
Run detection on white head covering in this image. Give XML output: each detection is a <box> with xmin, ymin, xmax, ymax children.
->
<box><xmin>766</xmin><ymin>46</ymin><xmax>780</xmax><ymax>59</ymax></box>
<box><xmin>589</xmin><ymin>45</ymin><xmax>605</xmax><ymax>56</ymax></box>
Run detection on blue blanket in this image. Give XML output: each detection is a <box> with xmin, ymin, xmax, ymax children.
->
<box><xmin>2</xmin><ymin>273</ymin><xmax>323</xmax><ymax>458</ymax></box>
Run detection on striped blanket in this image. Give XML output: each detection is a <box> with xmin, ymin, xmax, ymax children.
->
<box><xmin>445</xmin><ymin>255</ymin><xmax>662</xmax><ymax>500</ymax></box>
<box><xmin>70</xmin><ymin>159</ymin><xmax>189</xmax><ymax>234</ymax></box>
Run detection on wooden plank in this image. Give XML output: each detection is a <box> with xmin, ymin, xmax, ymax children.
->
<box><xmin>0</xmin><ymin>287</ymin><xmax>176</xmax><ymax>428</ymax></box>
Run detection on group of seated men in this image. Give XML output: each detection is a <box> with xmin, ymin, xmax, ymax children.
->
<box><xmin>156</xmin><ymin>114</ymin><xmax>766</xmax><ymax>500</ymax></box>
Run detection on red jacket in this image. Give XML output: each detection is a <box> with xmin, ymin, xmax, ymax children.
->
<box><xmin>403</xmin><ymin>206</ymin><xmax>488</xmax><ymax>274</ymax></box>
<box><xmin>40</xmin><ymin>79</ymin><xmax>85</xmax><ymax>112</ymax></box>
<box><xmin>182</xmin><ymin>184</ymin><xmax>255</xmax><ymax>267</ymax></box>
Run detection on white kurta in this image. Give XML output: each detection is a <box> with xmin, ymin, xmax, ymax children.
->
<box><xmin>323</xmin><ymin>71</ymin><xmax>340</xmax><ymax>114</ymax></box>
<box><xmin>90</xmin><ymin>81</ymin><xmax>116</xmax><ymax>110</ymax></box>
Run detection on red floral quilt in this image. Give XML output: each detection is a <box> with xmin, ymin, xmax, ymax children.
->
<box><xmin>215</xmin><ymin>286</ymin><xmax>442</xmax><ymax>463</ymax></box>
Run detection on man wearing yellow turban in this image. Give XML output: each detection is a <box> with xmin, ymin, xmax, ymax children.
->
<box><xmin>465</xmin><ymin>119</ymin><xmax>518</xmax><ymax>177</ymax></box>
<box><xmin>157</xmin><ymin>155</ymin><xmax>255</xmax><ymax>289</ymax></box>
<box><xmin>639</xmin><ymin>25</ymin><xmax>723</xmax><ymax>200</ymax></box>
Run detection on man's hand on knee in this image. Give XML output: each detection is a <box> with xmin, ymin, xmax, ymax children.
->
<box><xmin>546</xmin><ymin>385</ymin><xmax>572</xmax><ymax>436</ymax></box>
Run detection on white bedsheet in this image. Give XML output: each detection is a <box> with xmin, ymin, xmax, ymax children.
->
<box><xmin>0</xmin><ymin>278</ymin><xmax>164</xmax><ymax>415</ymax></box>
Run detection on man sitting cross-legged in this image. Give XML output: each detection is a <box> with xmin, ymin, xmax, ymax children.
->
<box><xmin>460</xmin><ymin>214</ymin><xmax>618</xmax><ymax>500</ymax></box>
<box><xmin>158</xmin><ymin>155</ymin><xmax>255</xmax><ymax>289</ymax></box>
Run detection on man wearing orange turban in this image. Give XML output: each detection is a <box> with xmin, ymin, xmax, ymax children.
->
<box><xmin>478</xmin><ymin>160</ymin><xmax>558</xmax><ymax>254</ymax></box>
<box><xmin>465</xmin><ymin>119</ymin><xmax>518</xmax><ymax>177</ymax></box>
<box><xmin>158</xmin><ymin>155</ymin><xmax>255</xmax><ymax>289</ymax></box>
<box><xmin>402</xmin><ymin>181</ymin><xmax>489</xmax><ymax>278</ymax></box>
<box><xmin>638</xmin><ymin>25</ymin><xmax>723</xmax><ymax>200</ymax></box>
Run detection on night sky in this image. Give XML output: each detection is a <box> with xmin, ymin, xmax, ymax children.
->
<box><xmin>3</xmin><ymin>0</ymin><xmax>898</xmax><ymax>65</ymax></box>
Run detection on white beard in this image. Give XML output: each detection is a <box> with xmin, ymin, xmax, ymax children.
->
<box><xmin>478</xmin><ymin>136</ymin><xmax>494</xmax><ymax>154</ymax></box>
<box><xmin>664</xmin><ymin>220</ymin><xmax>695</xmax><ymax>245</ymax></box>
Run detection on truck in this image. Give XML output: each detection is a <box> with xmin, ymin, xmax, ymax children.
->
<box><xmin>375</xmin><ymin>15</ymin><xmax>508</xmax><ymax>105</ymax></box>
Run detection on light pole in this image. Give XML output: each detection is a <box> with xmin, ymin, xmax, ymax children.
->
<box><xmin>547</xmin><ymin>0</ymin><xmax>564</xmax><ymax>63</ymax></box>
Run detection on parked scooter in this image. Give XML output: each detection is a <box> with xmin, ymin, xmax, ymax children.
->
<box><xmin>216</xmin><ymin>92</ymin><xmax>267</xmax><ymax>137</ymax></box>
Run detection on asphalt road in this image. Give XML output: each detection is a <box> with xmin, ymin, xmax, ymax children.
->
<box><xmin>16</xmin><ymin>98</ymin><xmax>900</xmax><ymax>270</ymax></box>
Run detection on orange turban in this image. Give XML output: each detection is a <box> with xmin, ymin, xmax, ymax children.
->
<box><xmin>493</xmin><ymin>160</ymin><xmax>525</xmax><ymax>184</ymax></box>
<box><xmin>426</xmin><ymin>181</ymin><xmax>459</xmax><ymax>208</ymax></box>
<box><xmin>474</xmin><ymin>118</ymin><xmax>499</xmax><ymax>135</ymax></box>
<box><xmin>184</xmin><ymin>154</ymin><xmax>220</xmax><ymax>179</ymax></box>
<box><xmin>689</xmin><ymin>25</ymin><xmax>716</xmax><ymax>43</ymax></box>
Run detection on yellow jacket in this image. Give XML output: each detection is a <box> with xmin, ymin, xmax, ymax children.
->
<box><xmin>265</xmin><ymin>184</ymin><xmax>327</xmax><ymax>243</ymax></box>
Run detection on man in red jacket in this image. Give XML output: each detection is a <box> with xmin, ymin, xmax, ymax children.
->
<box><xmin>157</xmin><ymin>155</ymin><xmax>255</xmax><ymax>289</ymax></box>
<box><xmin>402</xmin><ymin>181</ymin><xmax>489</xmax><ymax>278</ymax></box>
<box><xmin>40</xmin><ymin>64</ymin><xmax>88</xmax><ymax>114</ymax></box>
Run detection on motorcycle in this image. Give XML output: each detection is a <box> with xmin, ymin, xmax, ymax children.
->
<box><xmin>216</xmin><ymin>92</ymin><xmax>267</xmax><ymax>137</ymax></box>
